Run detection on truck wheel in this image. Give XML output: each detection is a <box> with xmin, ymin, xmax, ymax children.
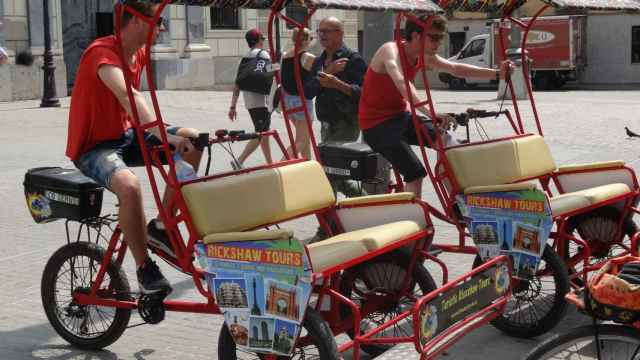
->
<box><xmin>554</xmin><ymin>77</ymin><xmax>566</xmax><ymax>89</ymax></box>
<box><xmin>534</xmin><ymin>73</ymin><xmax>556</xmax><ymax>91</ymax></box>
<box><xmin>438</xmin><ymin>72</ymin><xmax>452</xmax><ymax>84</ymax></box>
<box><xmin>449</xmin><ymin>77</ymin><xmax>466</xmax><ymax>90</ymax></box>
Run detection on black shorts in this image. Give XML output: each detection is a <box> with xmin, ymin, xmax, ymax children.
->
<box><xmin>248</xmin><ymin>107</ymin><xmax>271</xmax><ymax>132</ymax></box>
<box><xmin>362</xmin><ymin>112</ymin><xmax>437</xmax><ymax>183</ymax></box>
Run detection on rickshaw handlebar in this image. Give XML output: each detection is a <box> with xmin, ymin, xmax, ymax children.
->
<box><xmin>448</xmin><ymin>109</ymin><xmax>508</xmax><ymax>127</ymax></box>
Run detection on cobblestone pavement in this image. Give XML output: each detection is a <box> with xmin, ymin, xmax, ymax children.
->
<box><xmin>2</xmin><ymin>88</ymin><xmax>639</xmax><ymax>360</ymax></box>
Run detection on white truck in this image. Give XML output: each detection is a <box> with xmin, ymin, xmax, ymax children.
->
<box><xmin>439</xmin><ymin>15</ymin><xmax>586</xmax><ymax>90</ymax></box>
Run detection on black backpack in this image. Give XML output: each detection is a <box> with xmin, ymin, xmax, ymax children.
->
<box><xmin>235</xmin><ymin>50</ymin><xmax>273</xmax><ymax>95</ymax></box>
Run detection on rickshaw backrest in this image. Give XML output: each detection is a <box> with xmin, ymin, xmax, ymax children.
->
<box><xmin>181</xmin><ymin>161</ymin><xmax>336</xmax><ymax>237</ymax></box>
<box><xmin>444</xmin><ymin>134</ymin><xmax>556</xmax><ymax>191</ymax></box>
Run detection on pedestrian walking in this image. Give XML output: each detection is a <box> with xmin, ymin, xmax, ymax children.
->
<box><xmin>281</xmin><ymin>27</ymin><xmax>316</xmax><ymax>159</ymax></box>
<box><xmin>228</xmin><ymin>28</ymin><xmax>274</xmax><ymax>169</ymax></box>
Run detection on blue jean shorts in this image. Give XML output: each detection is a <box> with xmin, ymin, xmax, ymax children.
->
<box><xmin>74</xmin><ymin>127</ymin><xmax>179</xmax><ymax>189</ymax></box>
<box><xmin>283</xmin><ymin>91</ymin><xmax>314</xmax><ymax>122</ymax></box>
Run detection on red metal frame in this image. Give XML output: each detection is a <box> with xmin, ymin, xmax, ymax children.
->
<box><xmin>383</xmin><ymin>5</ymin><xmax>640</xmax><ymax>290</ymax></box>
<box><xmin>63</xmin><ymin>2</ymin><xmax>525</xmax><ymax>359</ymax></box>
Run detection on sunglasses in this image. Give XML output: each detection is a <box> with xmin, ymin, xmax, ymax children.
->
<box><xmin>426</xmin><ymin>33</ymin><xmax>445</xmax><ymax>42</ymax></box>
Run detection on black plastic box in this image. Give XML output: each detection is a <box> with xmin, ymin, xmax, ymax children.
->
<box><xmin>24</xmin><ymin>167</ymin><xmax>104</xmax><ymax>223</ymax></box>
<box><xmin>318</xmin><ymin>142</ymin><xmax>380</xmax><ymax>181</ymax></box>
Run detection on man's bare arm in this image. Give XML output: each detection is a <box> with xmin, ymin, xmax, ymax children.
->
<box><xmin>98</xmin><ymin>64</ymin><xmax>184</xmax><ymax>147</ymax></box>
<box><xmin>430</xmin><ymin>54</ymin><xmax>503</xmax><ymax>80</ymax></box>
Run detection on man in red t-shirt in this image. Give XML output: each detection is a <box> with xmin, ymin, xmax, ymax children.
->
<box><xmin>66</xmin><ymin>1</ymin><xmax>201</xmax><ymax>295</ymax></box>
<box><xmin>359</xmin><ymin>16</ymin><xmax>512</xmax><ymax>198</ymax></box>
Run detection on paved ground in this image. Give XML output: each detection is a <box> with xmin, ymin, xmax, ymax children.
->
<box><xmin>2</xmin><ymin>88</ymin><xmax>640</xmax><ymax>360</ymax></box>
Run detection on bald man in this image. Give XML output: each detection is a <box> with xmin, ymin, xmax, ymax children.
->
<box><xmin>304</xmin><ymin>16</ymin><xmax>367</xmax><ymax>198</ymax></box>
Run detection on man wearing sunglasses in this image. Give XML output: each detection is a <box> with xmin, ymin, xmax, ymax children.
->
<box><xmin>359</xmin><ymin>15</ymin><xmax>512</xmax><ymax>198</ymax></box>
<box><xmin>303</xmin><ymin>17</ymin><xmax>367</xmax><ymax>198</ymax></box>
<box><xmin>66</xmin><ymin>0</ymin><xmax>202</xmax><ymax>295</ymax></box>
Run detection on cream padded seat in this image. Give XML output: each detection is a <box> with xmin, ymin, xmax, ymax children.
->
<box><xmin>445</xmin><ymin>135</ymin><xmax>634</xmax><ymax>218</ymax></box>
<box><xmin>306</xmin><ymin>221</ymin><xmax>422</xmax><ymax>272</ymax></box>
<box><xmin>550</xmin><ymin>183</ymin><xmax>630</xmax><ymax>217</ymax></box>
<box><xmin>445</xmin><ymin>135</ymin><xmax>556</xmax><ymax>191</ymax></box>
<box><xmin>181</xmin><ymin>161</ymin><xmax>335</xmax><ymax>237</ymax></box>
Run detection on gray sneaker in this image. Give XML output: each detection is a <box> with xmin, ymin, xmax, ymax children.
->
<box><xmin>136</xmin><ymin>258</ymin><xmax>172</xmax><ymax>295</ymax></box>
<box><xmin>147</xmin><ymin>220</ymin><xmax>176</xmax><ymax>259</ymax></box>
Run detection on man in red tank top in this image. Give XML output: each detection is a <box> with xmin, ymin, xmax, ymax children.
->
<box><xmin>359</xmin><ymin>15</ymin><xmax>512</xmax><ymax>198</ymax></box>
<box><xmin>66</xmin><ymin>1</ymin><xmax>202</xmax><ymax>295</ymax></box>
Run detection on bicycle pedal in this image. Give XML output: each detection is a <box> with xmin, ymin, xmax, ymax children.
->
<box><xmin>138</xmin><ymin>293</ymin><xmax>167</xmax><ymax>325</ymax></box>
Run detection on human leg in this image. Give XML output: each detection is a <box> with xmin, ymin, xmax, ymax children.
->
<box><xmin>109</xmin><ymin>169</ymin><xmax>148</xmax><ymax>266</ymax></box>
<box><xmin>251</xmin><ymin>107</ymin><xmax>273</xmax><ymax>164</ymax></box>
<box><xmin>296</xmin><ymin>119</ymin><xmax>312</xmax><ymax>159</ymax></box>
<box><xmin>362</xmin><ymin>113</ymin><xmax>427</xmax><ymax>198</ymax></box>
<box><xmin>75</xmin><ymin>140</ymin><xmax>171</xmax><ymax>294</ymax></box>
<box><xmin>238</xmin><ymin>108</ymin><xmax>272</xmax><ymax>165</ymax></box>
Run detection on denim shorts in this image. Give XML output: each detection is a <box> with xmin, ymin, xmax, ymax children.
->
<box><xmin>74</xmin><ymin>127</ymin><xmax>179</xmax><ymax>189</ymax></box>
<box><xmin>283</xmin><ymin>91</ymin><xmax>314</xmax><ymax>122</ymax></box>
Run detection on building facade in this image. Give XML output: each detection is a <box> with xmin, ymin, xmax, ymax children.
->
<box><xmin>0</xmin><ymin>0</ymin><xmax>358</xmax><ymax>101</ymax></box>
<box><xmin>1</xmin><ymin>0</ymin><xmax>639</xmax><ymax>102</ymax></box>
<box><xmin>443</xmin><ymin>1</ymin><xmax>640</xmax><ymax>86</ymax></box>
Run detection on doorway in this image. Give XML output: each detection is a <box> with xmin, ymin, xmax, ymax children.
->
<box><xmin>448</xmin><ymin>31</ymin><xmax>466</xmax><ymax>57</ymax></box>
<box><xmin>61</xmin><ymin>0</ymin><xmax>113</xmax><ymax>94</ymax></box>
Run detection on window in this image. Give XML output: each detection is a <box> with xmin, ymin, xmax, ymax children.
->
<box><xmin>210</xmin><ymin>8</ymin><xmax>239</xmax><ymax>29</ymax></box>
<box><xmin>460</xmin><ymin>39</ymin><xmax>485</xmax><ymax>59</ymax></box>
<box><xmin>285</xmin><ymin>5</ymin><xmax>307</xmax><ymax>29</ymax></box>
<box><xmin>632</xmin><ymin>26</ymin><xmax>640</xmax><ymax>63</ymax></box>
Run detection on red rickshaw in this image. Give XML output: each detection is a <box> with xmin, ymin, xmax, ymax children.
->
<box><xmin>27</xmin><ymin>1</ymin><xmax>517</xmax><ymax>359</ymax></box>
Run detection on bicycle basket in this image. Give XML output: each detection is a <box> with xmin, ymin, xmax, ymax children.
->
<box><xmin>585</xmin><ymin>256</ymin><xmax>640</xmax><ymax>324</ymax></box>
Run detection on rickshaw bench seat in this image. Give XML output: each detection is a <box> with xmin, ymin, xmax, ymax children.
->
<box><xmin>446</xmin><ymin>134</ymin><xmax>633</xmax><ymax>217</ymax></box>
<box><xmin>181</xmin><ymin>161</ymin><xmax>336</xmax><ymax>237</ymax></box>
<box><xmin>549</xmin><ymin>183</ymin><xmax>630</xmax><ymax>216</ymax></box>
<box><xmin>306</xmin><ymin>220</ymin><xmax>422</xmax><ymax>272</ymax></box>
<box><xmin>445</xmin><ymin>134</ymin><xmax>556</xmax><ymax>190</ymax></box>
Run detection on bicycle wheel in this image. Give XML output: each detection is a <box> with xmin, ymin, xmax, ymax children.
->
<box><xmin>41</xmin><ymin>242</ymin><xmax>131</xmax><ymax>349</ymax></box>
<box><xmin>524</xmin><ymin>324</ymin><xmax>640</xmax><ymax>360</ymax></box>
<box><xmin>339</xmin><ymin>255</ymin><xmax>438</xmax><ymax>357</ymax></box>
<box><xmin>564</xmin><ymin>207</ymin><xmax>638</xmax><ymax>282</ymax></box>
<box><xmin>473</xmin><ymin>244</ymin><xmax>569</xmax><ymax>338</ymax></box>
<box><xmin>217</xmin><ymin>307</ymin><xmax>340</xmax><ymax>360</ymax></box>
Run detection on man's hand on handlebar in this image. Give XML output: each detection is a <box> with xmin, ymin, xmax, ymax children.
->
<box><xmin>170</xmin><ymin>135</ymin><xmax>195</xmax><ymax>155</ymax></box>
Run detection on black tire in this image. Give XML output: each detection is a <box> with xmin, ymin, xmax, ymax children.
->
<box><xmin>41</xmin><ymin>242</ymin><xmax>131</xmax><ymax>349</ymax></box>
<box><xmin>533</xmin><ymin>73</ymin><xmax>554</xmax><ymax>91</ymax></box>
<box><xmin>340</xmin><ymin>255</ymin><xmax>438</xmax><ymax>357</ymax></box>
<box><xmin>524</xmin><ymin>324</ymin><xmax>640</xmax><ymax>360</ymax></box>
<box><xmin>565</xmin><ymin>206</ymin><xmax>637</xmax><ymax>263</ymax></box>
<box><xmin>449</xmin><ymin>77</ymin><xmax>466</xmax><ymax>90</ymax></box>
<box><xmin>473</xmin><ymin>245</ymin><xmax>569</xmax><ymax>338</ymax></box>
<box><xmin>217</xmin><ymin>307</ymin><xmax>340</xmax><ymax>360</ymax></box>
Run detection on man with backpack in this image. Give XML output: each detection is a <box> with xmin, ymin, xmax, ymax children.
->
<box><xmin>228</xmin><ymin>28</ymin><xmax>273</xmax><ymax>169</ymax></box>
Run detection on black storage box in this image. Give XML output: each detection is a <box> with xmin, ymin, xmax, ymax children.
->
<box><xmin>318</xmin><ymin>142</ymin><xmax>380</xmax><ymax>181</ymax></box>
<box><xmin>24</xmin><ymin>167</ymin><xmax>104</xmax><ymax>223</ymax></box>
